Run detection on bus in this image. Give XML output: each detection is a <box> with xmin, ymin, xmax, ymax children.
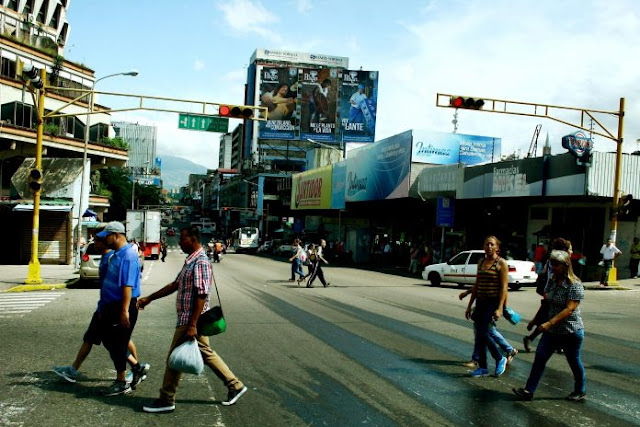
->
<box><xmin>230</xmin><ymin>227</ymin><xmax>260</xmax><ymax>252</ymax></box>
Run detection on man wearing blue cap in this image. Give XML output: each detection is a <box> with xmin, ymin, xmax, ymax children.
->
<box><xmin>96</xmin><ymin>221</ymin><xmax>142</xmax><ymax>396</ymax></box>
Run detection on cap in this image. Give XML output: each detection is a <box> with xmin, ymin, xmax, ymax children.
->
<box><xmin>96</xmin><ymin>221</ymin><xmax>126</xmax><ymax>238</ymax></box>
<box><xmin>358</xmin><ymin>83</ymin><xmax>365</xmax><ymax>90</ymax></box>
<box><xmin>538</xmin><ymin>242</ymin><xmax>544</xmax><ymax>245</ymax></box>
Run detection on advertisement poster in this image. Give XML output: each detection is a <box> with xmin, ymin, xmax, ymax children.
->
<box><xmin>345</xmin><ymin>130</ymin><xmax>412</xmax><ymax>202</ymax></box>
<box><xmin>411</xmin><ymin>130</ymin><xmax>501</xmax><ymax>165</ymax></box>
<box><xmin>258</xmin><ymin>66</ymin><xmax>299</xmax><ymax>140</ymax></box>
<box><xmin>331</xmin><ymin>161</ymin><xmax>347</xmax><ymax>209</ymax></box>
<box><xmin>299</xmin><ymin>68</ymin><xmax>339</xmax><ymax>142</ymax></box>
<box><xmin>338</xmin><ymin>70</ymin><xmax>378</xmax><ymax>143</ymax></box>
<box><xmin>291</xmin><ymin>165</ymin><xmax>332</xmax><ymax>210</ymax></box>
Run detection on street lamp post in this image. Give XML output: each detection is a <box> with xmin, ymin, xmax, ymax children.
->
<box><xmin>75</xmin><ymin>70</ymin><xmax>138</xmax><ymax>267</ymax></box>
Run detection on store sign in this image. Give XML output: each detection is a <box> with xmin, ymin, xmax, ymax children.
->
<box><xmin>492</xmin><ymin>165</ymin><xmax>527</xmax><ymax>195</ymax></box>
<box><xmin>291</xmin><ymin>165</ymin><xmax>332</xmax><ymax>210</ymax></box>
<box><xmin>561</xmin><ymin>131</ymin><xmax>592</xmax><ymax>159</ymax></box>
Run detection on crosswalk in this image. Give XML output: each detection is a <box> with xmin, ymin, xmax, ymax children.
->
<box><xmin>0</xmin><ymin>292</ymin><xmax>63</xmax><ymax>318</ymax></box>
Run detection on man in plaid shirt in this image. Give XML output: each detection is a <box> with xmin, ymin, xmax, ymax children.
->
<box><xmin>137</xmin><ymin>226</ymin><xmax>247</xmax><ymax>413</ymax></box>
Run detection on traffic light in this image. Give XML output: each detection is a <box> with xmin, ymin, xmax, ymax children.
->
<box><xmin>218</xmin><ymin>105</ymin><xmax>254</xmax><ymax>119</ymax></box>
<box><xmin>20</xmin><ymin>63</ymin><xmax>44</xmax><ymax>89</ymax></box>
<box><xmin>28</xmin><ymin>168</ymin><xmax>43</xmax><ymax>192</ymax></box>
<box><xmin>449</xmin><ymin>96</ymin><xmax>485</xmax><ymax>110</ymax></box>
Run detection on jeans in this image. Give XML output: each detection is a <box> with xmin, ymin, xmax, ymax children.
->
<box><xmin>473</xmin><ymin>299</ymin><xmax>503</xmax><ymax>369</ymax></box>
<box><xmin>160</xmin><ymin>325</ymin><xmax>244</xmax><ymax>404</ymax></box>
<box><xmin>291</xmin><ymin>259</ymin><xmax>304</xmax><ymax>280</ymax></box>
<box><xmin>600</xmin><ymin>259</ymin><xmax>613</xmax><ymax>284</ymax></box>
<box><xmin>525</xmin><ymin>329</ymin><xmax>586</xmax><ymax>395</ymax></box>
<box><xmin>472</xmin><ymin>326</ymin><xmax>513</xmax><ymax>361</ymax></box>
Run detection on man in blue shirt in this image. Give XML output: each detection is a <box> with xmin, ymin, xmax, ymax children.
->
<box><xmin>97</xmin><ymin>221</ymin><xmax>142</xmax><ymax>396</ymax></box>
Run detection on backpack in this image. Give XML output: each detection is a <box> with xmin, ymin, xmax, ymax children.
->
<box><xmin>299</xmin><ymin>249</ymin><xmax>307</xmax><ymax>263</ymax></box>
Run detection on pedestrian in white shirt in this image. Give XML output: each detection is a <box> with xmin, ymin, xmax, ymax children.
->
<box><xmin>599</xmin><ymin>239</ymin><xmax>621</xmax><ymax>287</ymax></box>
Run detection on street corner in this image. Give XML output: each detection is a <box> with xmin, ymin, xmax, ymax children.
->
<box><xmin>5</xmin><ymin>283</ymin><xmax>68</xmax><ymax>293</ymax></box>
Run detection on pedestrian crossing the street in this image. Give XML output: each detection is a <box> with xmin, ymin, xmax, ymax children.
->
<box><xmin>0</xmin><ymin>292</ymin><xmax>62</xmax><ymax>318</ymax></box>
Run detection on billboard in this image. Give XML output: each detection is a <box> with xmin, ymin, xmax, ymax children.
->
<box><xmin>411</xmin><ymin>130</ymin><xmax>501</xmax><ymax>165</ymax></box>
<box><xmin>251</xmin><ymin>49</ymin><xmax>349</xmax><ymax>68</ymax></box>
<box><xmin>258</xmin><ymin>66</ymin><xmax>299</xmax><ymax>139</ymax></box>
<box><xmin>291</xmin><ymin>165</ymin><xmax>332</xmax><ymax>210</ymax></box>
<box><xmin>298</xmin><ymin>68</ymin><xmax>339</xmax><ymax>142</ymax></box>
<box><xmin>331</xmin><ymin>161</ymin><xmax>347</xmax><ymax>209</ymax></box>
<box><xmin>345</xmin><ymin>130</ymin><xmax>412</xmax><ymax>202</ymax></box>
<box><xmin>338</xmin><ymin>70</ymin><xmax>378</xmax><ymax>143</ymax></box>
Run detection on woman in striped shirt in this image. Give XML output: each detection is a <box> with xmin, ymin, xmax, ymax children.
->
<box><xmin>465</xmin><ymin>236</ymin><xmax>509</xmax><ymax>377</ymax></box>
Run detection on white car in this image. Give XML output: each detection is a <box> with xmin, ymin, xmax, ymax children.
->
<box><xmin>422</xmin><ymin>250</ymin><xmax>537</xmax><ymax>290</ymax></box>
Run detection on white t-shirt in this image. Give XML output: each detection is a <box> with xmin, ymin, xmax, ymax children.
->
<box><xmin>600</xmin><ymin>244</ymin><xmax>621</xmax><ymax>260</ymax></box>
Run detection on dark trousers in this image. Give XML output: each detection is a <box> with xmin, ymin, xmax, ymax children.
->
<box><xmin>307</xmin><ymin>261</ymin><xmax>327</xmax><ymax>286</ymax></box>
<box><xmin>473</xmin><ymin>299</ymin><xmax>502</xmax><ymax>369</ymax></box>
<box><xmin>600</xmin><ymin>259</ymin><xmax>613</xmax><ymax>284</ymax></box>
<box><xmin>100</xmin><ymin>299</ymin><xmax>138</xmax><ymax>373</ymax></box>
<box><xmin>630</xmin><ymin>258</ymin><xmax>639</xmax><ymax>277</ymax></box>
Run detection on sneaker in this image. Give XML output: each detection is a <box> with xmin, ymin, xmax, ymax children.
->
<box><xmin>494</xmin><ymin>356</ymin><xmax>507</xmax><ymax>377</ymax></box>
<box><xmin>222</xmin><ymin>386</ymin><xmax>247</xmax><ymax>406</ymax></box>
<box><xmin>523</xmin><ymin>337</ymin><xmax>532</xmax><ymax>353</ymax></box>
<box><xmin>469</xmin><ymin>367</ymin><xmax>489</xmax><ymax>378</ymax></box>
<box><xmin>462</xmin><ymin>360</ymin><xmax>478</xmax><ymax>368</ymax></box>
<box><xmin>507</xmin><ymin>349</ymin><xmax>518</xmax><ymax>364</ymax></box>
<box><xmin>104</xmin><ymin>380</ymin><xmax>131</xmax><ymax>396</ymax></box>
<box><xmin>306</xmin><ymin>284</ymin><xmax>314</xmax><ymax>288</ymax></box>
<box><xmin>52</xmin><ymin>365</ymin><xmax>78</xmax><ymax>383</ymax></box>
<box><xmin>125</xmin><ymin>371</ymin><xmax>133</xmax><ymax>384</ymax></box>
<box><xmin>131</xmin><ymin>363</ymin><xmax>150</xmax><ymax>390</ymax></box>
<box><xmin>566</xmin><ymin>392</ymin><xmax>586</xmax><ymax>402</ymax></box>
<box><xmin>512</xmin><ymin>387</ymin><xmax>533</xmax><ymax>401</ymax></box>
<box><xmin>324</xmin><ymin>282</ymin><xmax>330</xmax><ymax>288</ymax></box>
<box><xmin>143</xmin><ymin>399</ymin><xmax>176</xmax><ymax>413</ymax></box>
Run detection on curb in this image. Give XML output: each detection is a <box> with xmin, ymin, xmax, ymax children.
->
<box><xmin>5</xmin><ymin>283</ymin><xmax>69</xmax><ymax>293</ymax></box>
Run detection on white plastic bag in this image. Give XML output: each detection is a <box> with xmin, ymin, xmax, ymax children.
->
<box><xmin>168</xmin><ymin>340</ymin><xmax>203</xmax><ymax>375</ymax></box>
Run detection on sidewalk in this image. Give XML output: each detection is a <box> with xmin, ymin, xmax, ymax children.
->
<box><xmin>0</xmin><ymin>264</ymin><xmax>79</xmax><ymax>292</ymax></box>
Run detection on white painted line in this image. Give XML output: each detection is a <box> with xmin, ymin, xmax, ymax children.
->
<box><xmin>0</xmin><ymin>304</ymin><xmax>47</xmax><ymax>308</ymax></box>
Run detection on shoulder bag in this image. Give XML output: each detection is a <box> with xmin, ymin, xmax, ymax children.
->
<box><xmin>197</xmin><ymin>273</ymin><xmax>227</xmax><ymax>336</ymax></box>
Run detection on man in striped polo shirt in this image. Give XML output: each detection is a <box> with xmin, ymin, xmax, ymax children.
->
<box><xmin>138</xmin><ymin>226</ymin><xmax>247</xmax><ymax>413</ymax></box>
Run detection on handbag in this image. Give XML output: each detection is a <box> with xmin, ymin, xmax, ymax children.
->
<box><xmin>197</xmin><ymin>273</ymin><xmax>227</xmax><ymax>336</ymax></box>
<box><xmin>503</xmin><ymin>307</ymin><xmax>521</xmax><ymax>325</ymax></box>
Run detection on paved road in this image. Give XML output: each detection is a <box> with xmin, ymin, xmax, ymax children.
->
<box><xmin>0</xmin><ymin>246</ymin><xmax>638</xmax><ymax>426</ymax></box>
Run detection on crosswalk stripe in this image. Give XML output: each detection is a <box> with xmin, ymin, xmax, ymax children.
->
<box><xmin>0</xmin><ymin>292</ymin><xmax>62</xmax><ymax>317</ymax></box>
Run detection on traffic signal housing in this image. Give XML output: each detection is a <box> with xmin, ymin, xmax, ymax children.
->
<box><xmin>449</xmin><ymin>96</ymin><xmax>485</xmax><ymax>110</ymax></box>
<box><xmin>20</xmin><ymin>63</ymin><xmax>44</xmax><ymax>89</ymax></box>
<box><xmin>219</xmin><ymin>105</ymin><xmax>254</xmax><ymax>119</ymax></box>
<box><xmin>28</xmin><ymin>168</ymin><xmax>43</xmax><ymax>192</ymax></box>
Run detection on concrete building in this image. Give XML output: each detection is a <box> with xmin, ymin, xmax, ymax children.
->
<box><xmin>112</xmin><ymin>120</ymin><xmax>157</xmax><ymax>174</ymax></box>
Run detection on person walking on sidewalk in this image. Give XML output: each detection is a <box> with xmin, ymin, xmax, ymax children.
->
<box><xmin>138</xmin><ymin>226</ymin><xmax>247</xmax><ymax>413</ymax></box>
<box><xmin>599</xmin><ymin>238</ymin><xmax>621</xmax><ymax>287</ymax></box>
<box><xmin>306</xmin><ymin>240</ymin><xmax>331</xmax><ymax>288</ymax></box>
<box><xmin>52</xmin><ymin>234</ymin><xmax>149</xmax><ymax>389</ymax></box>
<box><xmin>464</xmin><ymin>236</ymin><xmax>509</xmax><ymax>378</ymax></box>
<box><xmin>629</xmin><ymin>237</ymin><xmax>640</xmax><ymax>278</ymax></box>
<box><xmin>513</xmin><ymin>249</ymin><xmax>586</xmax><ymax>402</ymax></box>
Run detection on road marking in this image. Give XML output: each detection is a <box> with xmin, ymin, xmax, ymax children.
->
<box><xmin>0</xmin><ymin>292</ymin><xmax>62</xmax><ymax>318</ymax></box>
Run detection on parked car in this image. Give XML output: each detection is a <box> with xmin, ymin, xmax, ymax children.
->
<box><xmin>80</xmin><ymin>241</ymin><xmax>145</xmax><ymax>282</ymax></box>
<box><xmin>274</xmin><ymin>242</ymin><xmax>295</xmax><ymax>256</ymax></box>
<box><xmin>257</xmin><ymin>240</ymin><xmax>273</xmax><ymax>253</ymax></box>
<box><xmin>422</xmin><ymin>250</ymin><xmax>537</xmax><ymax>290</ymax></box>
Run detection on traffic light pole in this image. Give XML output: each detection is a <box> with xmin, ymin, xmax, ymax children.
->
<box><xmin>436</xmin><ymin>93</ymin><xmax>626</xmax><ymax>279</ymax></box>
<box><xmin>25</xmin><ymin>69</ymin><xmax>46</xmax><ymax>284</ymax></box>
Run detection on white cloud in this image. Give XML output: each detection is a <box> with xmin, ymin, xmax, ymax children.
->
<box><xmin>216</xmin><ymin>0</ymin><xmax>282</xmax><ymax>43</ymax></box>
<box><xmin>194</xmin><ymin>59</ymin><xmax>205</xmax><ymax>71</ymax></box>
<box><xmin>293</xmin><ymin>0</ymin><xmax>312</xmax><ymax>14</ymax></box>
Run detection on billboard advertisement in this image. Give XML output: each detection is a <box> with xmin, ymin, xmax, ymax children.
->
<box><xmin>411</xmin><ymin>130</ymin><xmax>501</xmax><ymax>165</ymax></box>
<box><xmin>299</xmin><ymin>67</ymin><xmax>339</xmax><ymax>142</ymax></box>
<box><xmin>345</xmin><ymin>130</ymin><xmax>412</xmax><ymax>202</ymax></box>
<box><xmin>338</xmin><ymin>70</ymin><xmax>378</xmax><ymax>143</ymax></box>
<box><xmin>251</xmin><ymin>49</ymin><xmax>349</xmax><ymax>68</ymax></box>
<box><xmin>291</xmin><ymin>165</ymin><xmax>332</xmax><ymax>210</ymax></box>
<box><xmin>331</xmin><ymin>161</ymin><xmax>347</xmax><ymax>209</ymax></box>
<box><xmin>258</xmin><ymin>66</ymin><xmax>299</xmax><ymax>140</ymax></box>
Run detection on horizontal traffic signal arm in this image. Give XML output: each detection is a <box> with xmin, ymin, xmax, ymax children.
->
<box><xmin>22</xmin><ymin>86</ymin><xmax>269</xmax><ymax>122</ymax></box>
<box><xmin>435</xmin><ymin>93</ymin><xmax>621</xmax><ymax>142</ymax></box>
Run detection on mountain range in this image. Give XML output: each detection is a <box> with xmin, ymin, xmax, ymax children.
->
<box><xmin>159</xmin><ymin>155</ymin><xmax>209</xmax><ymax>190</ymax></box>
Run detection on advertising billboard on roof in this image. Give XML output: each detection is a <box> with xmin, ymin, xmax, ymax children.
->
<box><xmin>298</xmin><ymin>67</ymin><xmax>339</xmax><ymax>142</ymax></box>
<box><xmin>251</xmin><ymin>48</ymin><xmax>349</xmax><ymax>68</ymax></box>
<box><xmin>258</xmin><ymin>66</ymin><xmax>299</xmax><ymax>140</ymax></box>
<box><xmin>411</xmin><ymin>130</ymin><xmax>501</xmax><ymax>165</ymax></box>
<box><xmin>338</xmin><ymin>70</ymin><xmax>378</xmax><ymax>143</ymax></box>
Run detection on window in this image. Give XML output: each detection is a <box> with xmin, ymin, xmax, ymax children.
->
<box><xmin>36</xmin><ymin>0</ymin><xmax>48</xmax><ymax>24</ymax></box>
<box><xmin>49</xmin><ymin>4</ymin><xmax>61</xmax><ymax>28</ymax></box>
<box><xmin>1</xmin><ymin>57</ymin><xmax>17</xmax><ymax>79</ymax></box>
<box><xmin>448</xmin><ymin>252</ymin><xmax>469</xmax><ymax>266</ymax></box>
<box><xmin>90</xmin><ymin>123</ymin><xmax>109</xmax><ymax>142</ymax></box>
<box><xmin>23</xmin><ymin>0</ymin><xmax>34</xmax><ymax>15</ymax></box>
<box><xmin>8</xmin><ymin>0</ymin><xmax>18</xmax><ymax>11</ymax></box>
<box><xmin>1</xmin><ymin>102</ymin><xmax>35</xmax><ymax>129</ymax></box>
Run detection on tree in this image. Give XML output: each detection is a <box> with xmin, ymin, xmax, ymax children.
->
<box><xmin>97</xmin><ymin>168</ymin><xmax>165</xmax><ymax>220</ymax></box>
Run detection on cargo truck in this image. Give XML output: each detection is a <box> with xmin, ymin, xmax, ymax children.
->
<box><xmin>126</xmin><ymin>210</ymin><xmax>162</xmax><ymax>259</ymax></box>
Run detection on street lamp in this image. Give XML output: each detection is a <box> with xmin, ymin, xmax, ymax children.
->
<box><xmin>75</xmin><ymin>70</ymin><xmax>138</xmax><ymax>266</ymax></box>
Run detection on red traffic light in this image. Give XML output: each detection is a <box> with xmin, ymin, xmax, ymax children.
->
<box><xmin>450</xmin><ymin>96</ymin><xmax>484</xmax><ymax>110</ymax></box>
<box><xmin>219</xmin><ymin>105</ymin><xmax>254</xmax><ymax>119</ymax></box>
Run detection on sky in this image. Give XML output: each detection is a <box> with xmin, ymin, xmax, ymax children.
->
<box><xmin>66</xmin><ymin>0</ymin><xmax>640</xmax><ymax>170</ymax></box>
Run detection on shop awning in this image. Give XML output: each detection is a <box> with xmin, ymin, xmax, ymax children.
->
<box><xmin>83</xmin><ymin>208</ymin><xmax>98</xmax><ymax>217</ymax></box>
<box><xmin>13</xmin><ymin>204</ymin><xmax>73</xmax><ymax>212</ymax></box>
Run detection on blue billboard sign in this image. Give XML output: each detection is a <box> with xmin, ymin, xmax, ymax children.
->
<box><xmin>345</xmin><ymin>130</ymin><xmax>412</xmax><ymax>202</ymax></box>
<box><xmin>331</xmin><ymin>161</ymin><xmax>347</xmax><ymax>209</ymax></box>
<box><xmin>338</xmin><ymin>70</ymin><xmax>378</xmax><ymax>143</ymax></box>
<box><xmin>411</xmin><ymin>130</ymin><xmax>501</xmax><ymax>165</ymax></box>
<box><xmin>436</xmin><ymin>197</ymin><xmax>455</xmax><ymax>227</ymax></box>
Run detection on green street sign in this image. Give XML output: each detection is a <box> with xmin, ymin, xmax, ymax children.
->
<box><xmin>178</xmin><ymin>114</ymin><xmax>229</xmax><ymax>133</ymax></box>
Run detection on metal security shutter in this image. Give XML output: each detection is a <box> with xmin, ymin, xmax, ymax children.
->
<box><xmin>18</xmin><ymin>211</ymin><xmax>71</xmax><ymax>264</ymax></box>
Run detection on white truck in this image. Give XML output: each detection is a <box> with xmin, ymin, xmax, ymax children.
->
<box><xmin>126</xmin><ymin>210</ymin><xmax>162</xmax><ymax>260</ymax></box>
